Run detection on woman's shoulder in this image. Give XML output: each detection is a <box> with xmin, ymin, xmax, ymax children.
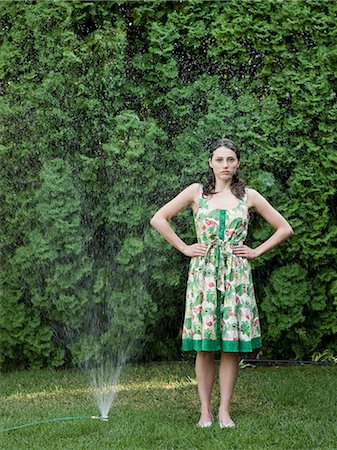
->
<box><xmin>178</xmin><ymin>183</ymin><xmax>201</xmax><ymax>204</ymax></box>
<box><xmin>245</xmin><ymin>187</ymin><xmax>260</xmax><ymax>196</ymax></box>
<box><xmin>192</xmin><ymin>182</ymin><xmax>202</xmax><ymax>198</ymax></box>
<box><xmin>186</xmin><ymin>183</ymin><xmax>202</xmax><ymax>210</ymax></box>
<box><xmin>186</xmin><ymin>182</ymin><xmax>201</xmax><ymax>193</ymax></box>
<box><xmin>245</xmin><ymin>187</ymin><xmax>262</xmax><ymax>198</ymax></box>
<box><xmin>187</xmin><ymin>182</ymin><xmax>203</xmax><ymax>194</ymax></box>
<box><xmin>245</xmin><ymin>187</ymin><xmax>265</xmax><ymax>210</ymax></box>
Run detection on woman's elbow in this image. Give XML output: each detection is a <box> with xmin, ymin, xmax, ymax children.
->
<box><xmin>150</xmin><ymin>214</ymin><xmax>163</xmax><ymax>228</ymax></box>
<box><xmin>150</xmin><ymin>213</ymin><xmax>169</xmax><ymax>229</ymax></box>
<box><xmin>285</xmin><ymin>225</ymin><xmax>294</xmax><ymax>238</ymax></box>
<box><xmin>150</xmin><ymin>216</ymin><xmax>157</xmax><ymax>227</ymax></box>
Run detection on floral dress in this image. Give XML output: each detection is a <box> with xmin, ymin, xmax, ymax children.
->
<box><xmin>182</xmin><ymin>184</ymin><xmax>262</xmax><ymax>353</ymax></box>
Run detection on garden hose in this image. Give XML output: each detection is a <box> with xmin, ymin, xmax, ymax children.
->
<box><xmin>0</xmin><ymin>415</ymin><xmax>108</xmax><ymax>433</ymax></box>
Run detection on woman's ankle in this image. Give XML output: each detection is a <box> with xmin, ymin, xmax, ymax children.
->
<box><xmin>200</xmin><ymin>403</ymin><xmax>212</xmax><ymax>415</ymax></box>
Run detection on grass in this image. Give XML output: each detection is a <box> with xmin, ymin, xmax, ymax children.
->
<box><xmin>0</xmin><ymin>362</ymin><xmax>337</xmax><ymax>449</ymax></box>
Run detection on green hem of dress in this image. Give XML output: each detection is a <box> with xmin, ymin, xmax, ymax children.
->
<box><xmin>182</xmin><ymin>337</ymin><xmax>262</xmax><ymax>353</ymax></box>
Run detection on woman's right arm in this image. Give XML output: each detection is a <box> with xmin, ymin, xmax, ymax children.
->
<box><xmin>150</xmin><ymin>183</ymin><xmax>207</xmax><ymax>257</ymax></box>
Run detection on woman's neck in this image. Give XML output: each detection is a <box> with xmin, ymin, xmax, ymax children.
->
<box><xmin>214</xmin><ymin>180</ymin><xmax>232</xmax><ymax>193</ymax></box>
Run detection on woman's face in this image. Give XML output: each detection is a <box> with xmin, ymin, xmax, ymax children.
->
<box><xmin>209</xmin><ymin>147</ymin><xmax>240</xmax><ymax>181</ymax></box>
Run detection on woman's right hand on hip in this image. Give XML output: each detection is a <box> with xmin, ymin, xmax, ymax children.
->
<box><xmin>182</xmin><ymin>243</ymin><xmax>208</xmax><ymax>257</ymax></box>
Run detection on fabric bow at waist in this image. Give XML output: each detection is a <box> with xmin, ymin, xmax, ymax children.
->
<box><xmin>203</xmin><ymin>237</ymin><xmax>242</xmax><ymax>292</ymax></box>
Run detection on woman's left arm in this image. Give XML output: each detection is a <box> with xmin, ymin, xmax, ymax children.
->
<box><xmin>231</xmin><ymin>188</ymin><xmax>294</xmax><ymax>259</ymax></box>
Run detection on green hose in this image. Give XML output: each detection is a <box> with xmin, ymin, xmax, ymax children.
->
<box><xmin>0</xmin><ymin>415</ymin><xmax>95</xmax><ymax>433</ymax></box>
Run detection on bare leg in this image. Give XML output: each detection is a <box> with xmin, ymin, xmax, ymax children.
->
<box><xmin>218</xmin><ymin>352</ymin><xmax>239</xmax><ymax>425</ymax></box>
<box><xmin>195</xmin><ymin>351</ymin><xmax>215</xmax><ymax>425</ymax></box>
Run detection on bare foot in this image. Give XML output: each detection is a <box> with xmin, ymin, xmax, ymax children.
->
<box><xmin>218</xmin><ymin>410</ymin><xmax>235</xmax><ymax>428</ymax></box>
<box><xmin>198</xmin><ymin>411</ymin><xmax>213</xmax><ymax>427</ymax></box>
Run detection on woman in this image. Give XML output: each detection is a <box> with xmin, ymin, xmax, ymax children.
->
<box><xmin>150</xmin><ymin>138</ymin><xmax>294</xmax><ymax>428</ymax></box>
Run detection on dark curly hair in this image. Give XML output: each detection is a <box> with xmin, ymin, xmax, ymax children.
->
<box><xmin>203</xmin><ymin>138</ymin><xmax>246</xmax><ymax>200</ymax></box>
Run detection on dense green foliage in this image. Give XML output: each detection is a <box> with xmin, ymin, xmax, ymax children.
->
<box><xmin>0</xmin><ymin>0</ymin><xmax>336</xmax><ymax>367</ymax></box>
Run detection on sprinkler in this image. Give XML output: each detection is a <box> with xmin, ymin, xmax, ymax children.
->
<box><xmin>91</xmin><ymin>415</ymin><xmax>109</xmax><ymax>422</ymax></box>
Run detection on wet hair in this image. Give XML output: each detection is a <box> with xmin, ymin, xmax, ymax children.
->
<box><xmin>203</xmin><ymin>138</ymin><xmax>246</xmax><ymax>199</ymax></box>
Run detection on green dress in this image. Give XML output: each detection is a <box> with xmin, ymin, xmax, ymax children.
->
<box><xmin>182</xmin><ymin>184</ymin><xmax>262</xmax><ymax>353</ymax></box>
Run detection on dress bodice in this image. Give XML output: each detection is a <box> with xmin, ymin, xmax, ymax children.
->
<box><xmin>193</xmin><ymin>184</ymin><xmax>250</xmax><ymax>246</ymax></box>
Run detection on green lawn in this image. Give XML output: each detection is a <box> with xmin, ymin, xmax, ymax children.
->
<box><xmin>1</xmin><ymin>362</ymin><xmax>336</xmax><ymax>449</ymax></box>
